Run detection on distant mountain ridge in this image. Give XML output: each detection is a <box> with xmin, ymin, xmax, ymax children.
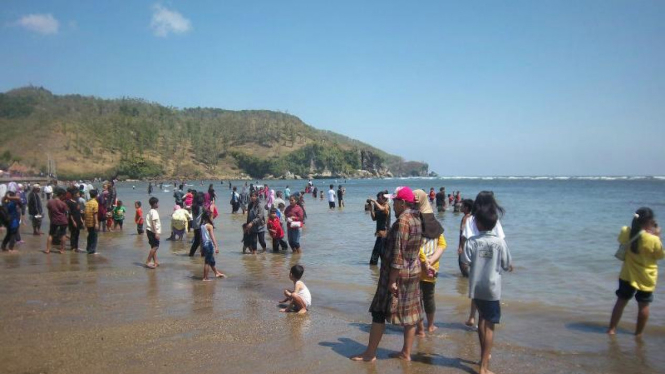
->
<box><xmin>0</xmin><ymin>86</ymin><xmax>428</xmax><ymax>180</ymax></box>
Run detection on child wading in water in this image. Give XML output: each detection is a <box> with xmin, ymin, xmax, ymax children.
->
<box><xmin>461</xmin><ymin>196</ymin><xmax>513</xmax><ymax>374</ymax></box>
<box><xmin>113</xmin><ymin>200</ymin><xmax>126</xmax><ymax>230</ymax></box>
<box><xmin>279</xmin><ymin>265</ymin><xmax>311</xmax><ymax>314</ymax></box>
<box><xmin>607</xmin><ymin>207</ymin><xmax>663</xmax><ymax>336</ymax></box>
<box><xmin>267</xmin><ymin>207</ymin><xmax>288</xmax><ymax>252</ymax></box>
<box><xmin>134</xmin><ymin>201</ymin><xmax>144</xmax><ymax>234</ymax></box>
<box><xmin>145</xmin><ymin>197</ymin><xmax>161</xmax><ymax>269</ymax></box>
<box><xmin>201</xmin><ymin>212</ymin><xmax>226</xmax><ymax>281</ymax></box>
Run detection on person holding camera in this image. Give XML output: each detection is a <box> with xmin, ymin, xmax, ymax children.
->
<box><xmin>368</xmin><ymin>190</ymin><xmax>391</xmax><ymax>265</ymax></box>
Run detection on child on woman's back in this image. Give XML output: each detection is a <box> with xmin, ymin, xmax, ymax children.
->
<box><xmin>279</xmin><ymin>265</ymin><xmax>311</xmax><ymax>314</ymax></box>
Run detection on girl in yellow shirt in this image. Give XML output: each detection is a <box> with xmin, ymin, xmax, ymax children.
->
<box><xmin>608</xmin><ymin>207</ymin><xmax>663</xmax><ymax>337</ymax></box>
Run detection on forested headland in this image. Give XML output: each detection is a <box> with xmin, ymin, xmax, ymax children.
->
<box><xmin>0</xmin><ymin>87</ymin><xmax>429</xmax><ymax>180</ymax></box>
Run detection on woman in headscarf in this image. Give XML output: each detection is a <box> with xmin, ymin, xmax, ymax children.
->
<box><xmin>244</xmin><ymin>191</ymin><xmax>267</xmax><ymax>254</ymax></box>
<box><xmin>265</xmin><ymin>186</ymin><xmax>275</xmax><ymax>211</ymax></box>
<box><xmin>351</xmin><ymin>186</ymin><xmax>423</xmax><ymax>362</ymax></box>
<box><xmin>413</xmin><ymin>189</ymin><xmax>447</xmax><ymax>336</ymax></box>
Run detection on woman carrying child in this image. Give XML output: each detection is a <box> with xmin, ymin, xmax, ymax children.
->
<box><xmin>608</xmin><ymin>207</ymin><xmax>663</xmax><ymax>336</ymax></box>
<box><xmin>201</xmin><ymin>212</ymin><xmax>225</xmax><ymax>281</ymax></box>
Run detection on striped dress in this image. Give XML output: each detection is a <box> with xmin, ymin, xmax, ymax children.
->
<box><xmin>369</xmin><ymin>208</ymin><xmax>423</xmax><ymax>326</ymax></box>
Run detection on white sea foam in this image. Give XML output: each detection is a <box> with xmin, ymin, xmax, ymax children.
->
<box><xmin>407</xmin><ymin>175</ymin><xmax>664</xmax><ymax>181</ymax></box>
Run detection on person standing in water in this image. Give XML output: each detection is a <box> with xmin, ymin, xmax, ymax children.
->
<box><xmin>461</xmin><ymin>201</ymin><xmax>513</xmax><ymax>374</ymax></box>
<box><xmin>244</xmin><ymin>191</ymin><xmax>267</xmax><ymax>254</ymax></box>
<box><xmin>337</xmin><ymin>185</ymin><xmax>345</xmax><ymax>208</ymax></box>
<box><xmin>368</xmin><ymin>191</ymin><xmax>390</xmax><ymax>265</ymax></box>
<box><xmin>327</xmin><ymin>185</ymin><xmax>336</xmax><ymax>209</ymax></box>
<box><xmin>351</xmin><ymin>187</ymin><xmax>423</xmax><ymax>362</ymax></box>
<box><xmin>27</xmin><ymin>184</ymin><xmax>43</xmax><ymax>235</ymax></box>
<box><xmin>608</xmin><ymin>207</ymin><xmax>663</xmax><ymax>337</ymax></box>
<box><xmin>145</xmin><ymin>197</ymin><xmax>161</xmax><ymax>269</ymax></box>
<box><xmin>201</xmin><ymin>212</ymin><xmax>226</xmax><ymax>281</ymax></box>
<box><xmin>284</xmin><ymin>195</ymin><xmax>304</xmax><ymax>253</ymax></box>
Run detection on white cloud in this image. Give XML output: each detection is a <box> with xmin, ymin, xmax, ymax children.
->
<box><xmin>16</xmin><ymin>13</ymin><xmax>59</xmax><ymax>35</ymax></box>
<box><xmin>151</xmin><ymin>4</ymin><xmax>191</xmax><ymax>37</ymax></box>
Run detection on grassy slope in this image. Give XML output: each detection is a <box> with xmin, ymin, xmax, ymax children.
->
<box><xmin>0</xmin><ymin>87</ymin><xmax>426</xmax><ymax>179</ymax></box>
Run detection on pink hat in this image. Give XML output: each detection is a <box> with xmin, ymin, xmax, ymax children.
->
<box><xmin>388</xmin><ymin>186</ymin><xmax>415</xmax><ymax>203</ymax></box>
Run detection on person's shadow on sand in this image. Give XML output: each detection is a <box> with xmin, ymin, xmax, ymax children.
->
<box><xmin>319</xmin><ymin>337</ymin><xmax>393</xmax><ymax>360</ymax></box>
<box><xmin>319</xmin><ymin>337</ymin><xmax>476</xmax><ymax>373</ymax></box>
<box><xmin>349</xmin><ymin>322</ymin><xmax>402</xmax><ymax>335</ymax></box>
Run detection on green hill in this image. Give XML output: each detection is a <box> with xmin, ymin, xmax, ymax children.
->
<box><xmin>0</xmin><ymin>86</ymin><xmax>428</xmax><ymax>180</ymax></box>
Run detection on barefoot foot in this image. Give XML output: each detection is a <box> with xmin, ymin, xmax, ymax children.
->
<box><xmin>350</xmin><ymin>354</ymin><xmax>377</xmax><ymax>362</ymax></box>
<box><xmin>388</xmin><ymin>352</ymin><xmax>411</xmax><ymax>361</ymax></box>
<box><xmin>427</xmin><ymin>325</ymin><xmax>438</xmax><ymax>333</ymax></box>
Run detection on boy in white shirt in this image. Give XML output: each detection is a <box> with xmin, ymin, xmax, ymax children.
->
<box><xmin>327</xmin><ymin>184</ymin><xmax>336</xmax><ymax>209</ymax></box>
<box><xmin>145</xmin><ymin>197</ymin><xmax>161</xmax><ymax>269</ymax></box>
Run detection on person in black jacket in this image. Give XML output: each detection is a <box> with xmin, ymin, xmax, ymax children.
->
<box><xmin>243</xmin><ymin>191</ymin><xmax>266</xmax><ymax>254</ymax></box>
<box><xmin>27</xmin><ymin>184</ymin><xmax>44</xmax><ymax>235</ymax></box>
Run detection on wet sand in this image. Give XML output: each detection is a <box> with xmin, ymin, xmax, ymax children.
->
<box><xmin>1</xmin><ymin>234</ymin><xmax>662</xmax><ymax>374</ymax></box>
<box><xmin>1</xmin><ymin>184</ymin><xmax>664</xmax><ymax>374</ymax></box>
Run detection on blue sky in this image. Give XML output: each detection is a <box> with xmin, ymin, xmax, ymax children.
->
<box><xmin>2</xmin><ymin>1</ymin><xmax>664</xmax><ymax>176</ymax></box>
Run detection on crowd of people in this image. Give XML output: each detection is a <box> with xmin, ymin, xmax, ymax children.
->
<box><xmin>0</xmin><ymin>178</ymin><xmax>663</xmax><ymax>374</ymax></box>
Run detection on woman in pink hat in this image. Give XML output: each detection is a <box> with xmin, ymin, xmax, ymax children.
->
<box><xmin>352</xmin><ymin>186</ymin><xmax>424</xmax><ymax>362</ymax></box>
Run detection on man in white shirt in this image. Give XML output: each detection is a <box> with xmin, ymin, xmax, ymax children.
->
<box><xmin>327</xmin><ymin>184</ymin><xmax>336</xmax><ymax>209</ymax></box>
<box><xmin>43</xmin><ymin>184</ymin><xmax>53</xmax><ymax>200</ymax></box>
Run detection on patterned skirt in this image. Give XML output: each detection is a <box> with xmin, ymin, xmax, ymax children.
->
<box><xmin>389</xmin><ymin>273</ymin><xmax>423</xmax><ymax>326</ymax></box>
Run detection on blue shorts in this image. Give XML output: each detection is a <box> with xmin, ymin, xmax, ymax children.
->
<box><xmin>202</xmin><ymin>242</ymin><xmax>215</xmax><ymax>267</ymax></box>
<box><xmin>474</xmin><ymin>299</ymin><xmax>501</xmax><ymax>324</ymax></box>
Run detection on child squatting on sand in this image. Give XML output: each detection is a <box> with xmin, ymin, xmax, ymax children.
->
<box><xmin>279</xmin><ymin>265</ymin><xmax>311</xmax><ymax>314</ymax></box>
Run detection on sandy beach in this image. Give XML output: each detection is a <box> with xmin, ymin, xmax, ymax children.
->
<box><xmin>1</xmin><ymin>230</ymin><xmax>663</xmax><ymax>373</ymax></box>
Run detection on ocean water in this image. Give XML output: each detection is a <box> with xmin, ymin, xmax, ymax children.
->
<box><xmin>114</xmin><ymin>177</ymin><xmax>665</xmax><ymax>329</ymax></box>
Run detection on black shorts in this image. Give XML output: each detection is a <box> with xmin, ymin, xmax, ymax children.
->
<box><xmin>49</xmin><ymin>223</ymin><xmax>67</xmax><ymax>238</ymax></box>
<box><xmin>328</xmin><ymin>202</ymin><xmax>335</xmax><ymax>209</ymax></box>
<box><xmin>147</xmin><ymin>230</ymin><xmax>160</xmax><ymax>249</ymax></box>
<box><xmin>474</xmin><ymin>299</ymin><xmax>501</xmax><ymax>324</ymax></box>
<box><xmin>616</xmin><ymin>279</ymin><xmax>653</xmax><ymax>303</ymax></box>
<box><xmin>371</xmin><ymin>311</ymin><xmax>386</xmax><ymax>324</ymax></box>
